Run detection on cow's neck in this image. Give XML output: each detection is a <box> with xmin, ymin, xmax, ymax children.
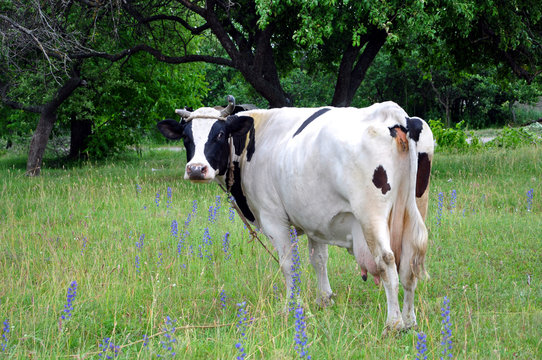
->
<box><xmin>224</xmin><ymin>131</ymin><xmax>256</xmax><ymax>223</ymax></box>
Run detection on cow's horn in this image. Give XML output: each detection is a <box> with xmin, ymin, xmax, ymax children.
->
<box><xmin>220</xmin><ymin>95</ymin><xmax>235</xmax><ymax>117</ymax></box>
<box><xmin>175</xmin><ymin>109</ymin><xmax>192</xmax><ymax>119</ymax></box>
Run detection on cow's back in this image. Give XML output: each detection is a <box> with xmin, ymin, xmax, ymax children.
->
<box><xmin>237</xmin><ymin>102</ymin><xmax>419</xmax><ymax>243</ymax></box>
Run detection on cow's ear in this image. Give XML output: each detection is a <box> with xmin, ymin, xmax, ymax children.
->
<box><xmin>226</xmin><ymin>115</ymin><xmax>253</xmax><ymax>137</ymax></box>
<box><xmin>157</xmin><ymin>119</ymin><xmax>185</xmax><ymax>140</ymax></box>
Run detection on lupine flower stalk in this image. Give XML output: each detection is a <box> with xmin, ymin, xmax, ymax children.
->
<box><xmin>449</xmin><ymin>189</ymin><xmax>457</xmax><ymax>212</ymax></box>
<box><xmin>222</xmin><ymin>232</ymin><xmax>231</xmax><ymax>260</ymax></box>
<box><xmin>61</xmin><ymin>281</ymin><xmax>78</xmax><ymax>320</ymax></box>
<box><xmin>158</xmin><ymin>316</ymin><xmax>177</xmax><ymax>358</ymax></box>
<box><xmin>527</xmin><ymin>188</ymin><xmax>534</xmax><ymax>212</ymax></box>
<box><xmin>192</xmin><ymin>199</ymin><xmax>198</xmax><ymax>215</ymax></box>
<box><xmin>166</xmin><ymin>187</ymin><xmax>172</xmax><ymax>209</ymax></box>
<box><xmin>81</xmin><ymin>237</ymin><xmax>87</xmax><ymax>256</ymax></box>
<box><xmin>436</xmin><ymin>192</ymin><xmax>444</xmax><ymax>226</ymax></box>
<box><xmin>220</xmin><ymin>289</ymin><xmax>227</xmax><ymax>309</ymax></box>
<box><xmin>440</xmin><ymin>296</ymin><xmax>453</xmax><ymax>359</ymax></box>
<box><xmin>98</xmin><ymin>337</ymin><xmax>120</xmax><ymax>359</ymax></box>
<box><xmin>135</xmin><ymin>234</ymin><xmax>145</xmax><ymax>273</ymax></box>
<box><xmin>289</xmin><ymin>228</ymin><xmax>301</xmax><ymax>312</ymax></box>
<box><xmin>201</xmin><ymin>227</ymin><xmax>213</xmax><ymax>261</ymax></box>
<box><xmin>416</xmin><ymin>332</ymin><xmax>428</xmax><ymax>360</ymax></box>
<box><xmin>208</xmin><ymin>205</ymin><xmax>216</xmax><ymax>223</ymax></box>
<box><xmin>293</xmin><ymin>305</ymin><xmax>311</xmax><ymax>359</ymax></box>
<box><xmin>1</xmin><ymin>319</ymin><xmax>9</xmax><ymax>352</ymax></box>
<box><xmin>235</xmin><ymin>301</ymin><xmax>248</xmax><ymax>360</ymax></box>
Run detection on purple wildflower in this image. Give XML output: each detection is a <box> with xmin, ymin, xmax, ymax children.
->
<box><xmin>294</xmin><ymin>305</ymin><xmax>311</xmax><ymax>359</ymax></box>
<box><xmin>235</xmin><ymin>301</ymin><xmax>248</xmax><ymax>360</ymax></box>
<box><xmin>155</xmin><ymin>191</ymin><xmax>160</xmax><ymax>207</ymax></box>
<box><xmin>81</xmin><ymin>237</ymin><xmax>87</xmax><ymax>256</ymax></box>
<box><xmin>208</xmin><ymin>205</ymin><xmax>216</xmax><ymax>223</ymax></box>
<box><xmin>449</xmin><ymin>189</ymin><xmax>457</xmax><ymax>212</ymax></box>
<box><xmin>98</xmin><ymin>337</ymin><xmax>120</xmax><ymax>359</ymax></box>
<box><xmin>436</xmin><ymin>192</ymin><xmax>444</xmax><ymax>226</ymax></box>
<box><xmin>527</xmin><ymin>188</ymin><xmax>534</xmax><ymax>212</ymax></box>
<box><xmin>166</xmin><ymin>187</ymin><xmax>172</xmax><ymax>208</ymax></box>
<box><xmin>1</xmin><ymin>319</ymin><xmax>9</xmax><ymax>352</ymax></box>
<box><xmin>142</xmin><ymin>334</ymin><xmax>149</xmax><ymax>347</ymax></box>
<box><xmin>223</xmin><ymin>232</ymin><xmax>231</xmax><ymax>260</ymax></box>
<box><xmin>440</xmin><ymin>296</ymin><xmax>453</xmax><ymax>359</ymax></box>
<box><xmin>202</xmin><ymin>227</ymin><xmax>213</xmax><ymax>261</ymax></box>
<box><xmin>220</xmin><ymin>289</ymin><xmax>227</xmax><ymax>309</ymax></box>
<box><xmin>416</xmin><ymin>332</ymin><xmax>428</xmax><ymax>360</ymax></box>
<box><xmin>192</xmin><ymin>199</ymin><xmax>198</xmax><ymax>215</ymax></box>
<box><xmin>289</xmin><ymin>228</ymin><xmax>301</xmax><ymax>312</ymax></box>
<box><xmin>157</xmin><ymin>252</ymin><xmax>163</xmax><ymax>267</ymax></box>
<box><xmin>158</xmin><ymin>316</ymin><xmax>177</xmax><ymax>358</ymax></box>
<box><xmin>61</xmin><ymin>281</ymin><xmax>77</xmax><ymax>320</ymax></box>
<box><xmin>171</xmin><ymin>220</ymin><xmax>178</xmax><ymax>239</ymax></box>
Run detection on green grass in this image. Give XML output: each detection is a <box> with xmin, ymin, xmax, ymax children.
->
<box><xmin>1</xmin><ymin>146</ymin><xmax>541</xmax><ymax>359</ymax></box>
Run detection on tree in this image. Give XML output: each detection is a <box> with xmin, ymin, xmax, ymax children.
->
<box><xmin>0</xmin><ymin>1</ymin><xmax>122</xmax><ymax>175</ymax></box>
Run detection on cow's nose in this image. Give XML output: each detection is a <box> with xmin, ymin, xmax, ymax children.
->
<box><xmin>186</xmin><ymin>163</ymin><xmax>208</xmax><ymax>179</ymax></box>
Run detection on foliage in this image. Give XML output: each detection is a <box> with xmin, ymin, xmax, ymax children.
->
<box><xmin>486</xmin><ymin>126</ymin><xmax>541</xmax><ymax>149</ymax></box>
<box><xmin>58</xmin><ymin>56</ymin><xmax>208</xmax><ymax>158</ymax></box>
<box><xmin>429</xmin><ymin>119</ymin><xmax>480</xmax><ymax>152</ymax></box>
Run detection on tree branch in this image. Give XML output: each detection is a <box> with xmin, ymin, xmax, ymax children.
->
<box><xmin>70</xmin><ymin>43</ymin><xmax>234</xmax><ymax>66</ymax></box>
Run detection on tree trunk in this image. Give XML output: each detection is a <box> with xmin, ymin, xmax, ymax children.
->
<box><xmin>332</xmin><ymin>28</ymin><xmax>388</xmax><ymax>107</ymax></box>
<box><xmin>26</xmin><ymin>70</ymin><xmax>82</xmax><ymax>176</ymax></box>
<box><xmin>69</xmin><ymin>116</ymin><xmax>92</xmax><ymax>159</ymax></box>
<box><xmin>26</xmin><ymin>110</ymin><xmax>56</xmax><ymax>176</ymax></box>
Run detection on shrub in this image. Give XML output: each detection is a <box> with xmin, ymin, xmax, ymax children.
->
<box><xmin>486</xmin><ymin>126</ymin><xmax>541</xmax><ymax>148</ymax></box>
<box><xmin>428</xmin><ymin>119</ymin><xmax>481</xmax><ymax>152</ymax></box>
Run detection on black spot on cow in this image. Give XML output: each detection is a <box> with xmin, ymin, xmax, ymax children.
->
<box><xmin>229</xmin><ymin>161</ymin><xmax>255</xmax><ymax>222</ymax></box>
<box><xmin>416</xmin><ymin>152</ymin><xmax>431</xmax><ymax>198</ymax></box>
<box><xmin>246</xmin><ymin>128</ymin><xmax>256</xmax><ymax>161</ymax></box>
<box><xmin>372</xmin><ymin>165</ymin><xmax>391</xmax><ymax>195</ymax></box>
<box><xmin>205</xmin><ymin>121</ymin><xmax>230</xmax><ymax>176</ymax></box>
<box><xmin>406</xmin><ymin>117</ymin><xmax>423</xmax><ymax>142</ymax></box>
<box><xmin>292</xmin><ymin>108</ymin><xmax>332</xmax><ymax>137</ymax></box>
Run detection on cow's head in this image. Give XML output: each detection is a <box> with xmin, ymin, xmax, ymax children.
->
<box><xmin>157</xmin><ymin>96</ymin><xmax>253</xmax><ymax>183</ymax></box>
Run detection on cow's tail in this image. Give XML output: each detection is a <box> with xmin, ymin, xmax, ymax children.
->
<box><xmin>405</xmin><ymin>123</ymin><xmax>429</xmax><ymax>280</ymax></box>
<box><xmin>388</xmin><ymin>117</ymin><xmax>429</xmax><ymax>280</ymax></box>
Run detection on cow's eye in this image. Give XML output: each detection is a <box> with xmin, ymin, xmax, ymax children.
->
<box><xmin>216</xmin><ymin>131</ymin><xmax>225</xmax><ymax>141</ymax></box>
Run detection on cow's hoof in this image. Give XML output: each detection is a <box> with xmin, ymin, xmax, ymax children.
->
<box><xmin>315</xmin><ymin>293</ymin><xmax>335</xmax><ymax>308</ymax></box>
<box><xmin>404</xmin><ymin>320</ymin><xmax>418</xmax><ymax>332</ymax></box>
<box><xmin>382</xmin><ymin>320</ymin><xmax>406</xmax><ymax>337</ymax></box>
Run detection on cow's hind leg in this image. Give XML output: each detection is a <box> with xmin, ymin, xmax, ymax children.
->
<box><xmin>399</xmin><ymin>257</ymin><xmax>418</xmax><ymax>330</ymax></box>
<box><xmin>358</xmin><ymin>218</ymin><xmax>404</xmax><ymax>332</ymax></box>
<box><xmin>307</xmin><ymin>238</ymin><xmax>334</xmax><ymax>307</ymax></box>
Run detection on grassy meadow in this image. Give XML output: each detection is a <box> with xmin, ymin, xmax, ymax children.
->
<box><xmin>0</xmin><ymin>146</ymin><xmax>540</xmax><ymax>359</ymax></box>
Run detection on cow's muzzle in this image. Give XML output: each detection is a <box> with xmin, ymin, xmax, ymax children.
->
<box><xmin>185</xmin><ymin>163</ymin><xmax>212</xmax><ymax>182</ymax></box>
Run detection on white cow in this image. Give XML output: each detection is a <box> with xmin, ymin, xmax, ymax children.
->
<box><xmin>158</xmin><ymin>97</ymin><xmax>434</xmax><ymax>331</ymax></box>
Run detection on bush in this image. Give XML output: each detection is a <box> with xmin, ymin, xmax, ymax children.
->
<box><xmin>428</xmin><ymin>119</ymin><xmax>481</xmax><ymax>152</ymax></box>
<box><xmin>486</xmin><ymin>126</ymin><xmax>541</xmax><ymax>148</ymax></box>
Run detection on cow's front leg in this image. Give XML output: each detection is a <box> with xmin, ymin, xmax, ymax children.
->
<box><xmin>308</xmin><ymin>237</ymin><xmax>334</xmax><ymax>307</ymax></box>
<box><xmin>259</xmin><ymin>216</ymin><xmax>297</xmax><ymax>311</ymax></box>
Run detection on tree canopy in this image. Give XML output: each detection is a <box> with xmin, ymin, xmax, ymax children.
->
<box><xmin>1</xmin><ymin>0</ymin><xmax>541</xmax><ymax>174</ymax></box>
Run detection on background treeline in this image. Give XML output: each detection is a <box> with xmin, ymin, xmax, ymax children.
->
<box><xmin>1</xmin><ymin>0</ymin><xmax>541</xmax><ymax>174</ymax></box>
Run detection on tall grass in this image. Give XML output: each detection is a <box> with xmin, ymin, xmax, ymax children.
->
<box><xmin>0</xmin><ymin>146</ymin><xmax>540</xmax><ymax>359</ymax></box>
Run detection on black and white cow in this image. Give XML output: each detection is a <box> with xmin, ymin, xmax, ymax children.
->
<box><xmin>157</xmin><ymin>97</ymin><xmax>433</xmax><ymax>331</ymax></box>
